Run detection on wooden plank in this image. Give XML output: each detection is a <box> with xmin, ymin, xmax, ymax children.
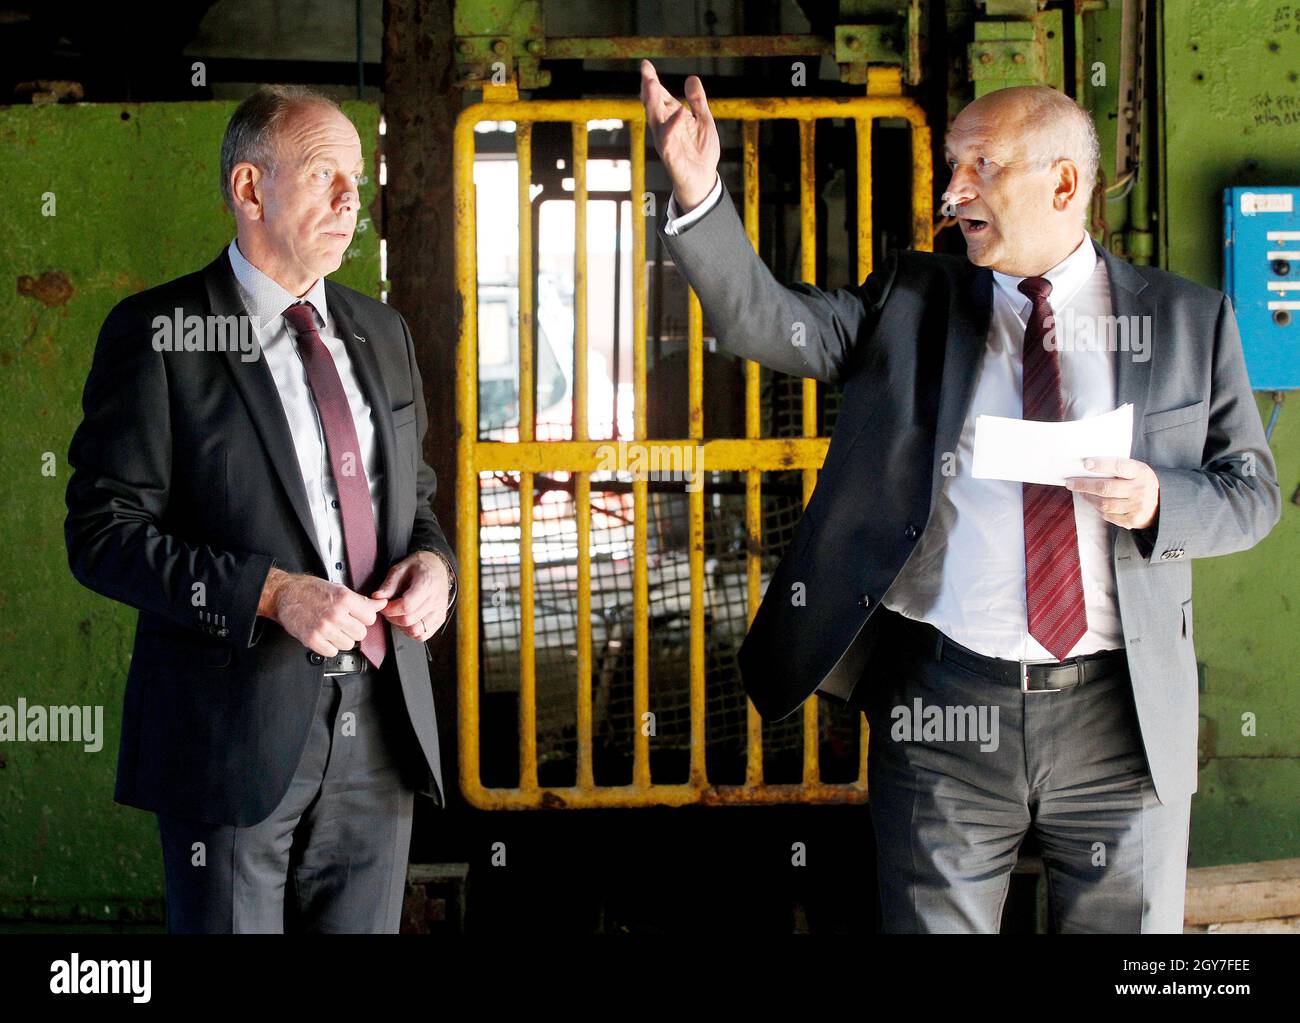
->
<box><xmin>1185</xmin><ymin>917</ymin><xmax>1300</xmax><ymax>934</ymax></box>
<box><xmin>1184</xmin><ymin>857</ymin><xmax>1300</xmax><ymax>925</ymax></box>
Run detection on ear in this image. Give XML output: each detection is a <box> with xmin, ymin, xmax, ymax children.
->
<box><xmin>1053</xmin><ymin>159</ymin><xmax>1082</xmax><ymax>211</ymax></box>
<box><xmin>230</xmin><ymin>162</ymin><xmax>264</xmax><ymax>221</ymax></box>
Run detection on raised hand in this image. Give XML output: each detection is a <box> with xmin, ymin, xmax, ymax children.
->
<box><xmin>639</xmin><ymin>59</ymin><xmax>720</xmax><ymax>213</ymax></box>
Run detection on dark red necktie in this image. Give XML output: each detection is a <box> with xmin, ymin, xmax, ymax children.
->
<box><xmin>1018</xmin><ymin>277</ymin><xmax>1087</xmax><ymax>661</ymax></box>
<box><xmin>283</xmin><ymin>301</ymin><xmax>388</xmax><ymax>669</ymax></box>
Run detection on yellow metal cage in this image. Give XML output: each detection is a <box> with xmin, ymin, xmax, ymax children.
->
<box><xmin>454</xmin><ymin>94</ymin><xmax>932</xmax><ymax>809</ymax></box>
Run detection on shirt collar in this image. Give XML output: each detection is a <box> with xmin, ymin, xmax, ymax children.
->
<box><xmin>226</xmin><ymin>238</ymin><xmax>329</xmax><ymax>333</ymax></box>
<box><xmin>990</xmin><ymin>231</ymin><xmax>1096</xmax><ymax>317</ymax></box>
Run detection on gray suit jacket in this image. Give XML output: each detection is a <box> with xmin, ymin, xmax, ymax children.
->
<box><xmin>660</xmin><ymin>182</ymin><xmax>1280</xmax><ymax>805</ymax></box>
<box><xmin>65</xmin><ymin>249</ymin><xmax>459</xmax><ymax>826</ymax></box>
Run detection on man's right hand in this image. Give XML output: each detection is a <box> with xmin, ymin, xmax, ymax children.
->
<box><xmin>639</xmin><ymin>59</ymin><xmax>720</xmax><ymax>214</ymax></box>
<box><xmin>257</xmin><ymin>567</ymin><xmax>387</xmax><ymax>658</ymax></box>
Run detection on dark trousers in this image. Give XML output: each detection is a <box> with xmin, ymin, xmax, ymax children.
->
<box><xmin>156</xmin><ymin>658</ymin><xmax>418</xmax><ymax>933</ymax></box>
<box><xmin>859</xmin><ymin>609</ymin><xmax>1192</xmax><ymax>933</ymax></box>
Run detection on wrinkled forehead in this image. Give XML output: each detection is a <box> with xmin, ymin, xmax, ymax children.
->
<box><xmin>943</xmin><ymin>100</ymin><xmax>1031</xmax><ymax>160</ymax></box>
<box><xmin>276</xmin><ymin>103</ymin><xmax>364</xmax><ymax>167</ymax></box>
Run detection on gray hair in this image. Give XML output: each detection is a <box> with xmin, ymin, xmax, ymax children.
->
<box><xmin>1015</xmin><ymin>87</ymin><xmax>1101</xmax><ymax>218</ymax></box>
<box><xmin>219</xmin><ymin>85</ymin><xmax>342</xmax><ymax>211</ymax></box>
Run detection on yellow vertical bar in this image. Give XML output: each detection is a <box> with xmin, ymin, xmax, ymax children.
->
<box><xmin>572</xmin><ymin>122</ymin><xmax>593</xmax><ymax>789</ymax></box>
<box><xmin>854</xmin><ymin>115</ymin><xmax>872</xmax><ymax>789</ymax></box>
<box><xmin>516</xmin><ymin>123</ymin><xmax>538</xmax><ymax>791</ymax></box>
<box><xmin>798</xmin><ymin>118</ymin><xmax>819</xmax><ymax>785</ymax></box>
<box><xmin>630</xmin><ymin>113</ymin><xmax>650</xmax><ymax>789</ymax></box>
<box><xmin>854</xmin><ymin>117</ymin><xmax>873</xmax><ymax>284</ymax></box>
<box><xmin>742</xmin><ymin>120</ymin><xmax>764</xmax><ymax>790</ymax></box>
<box><xmin>454</xmin><ymin>114</ymin><xmax>482</xmax><ymax>799</ymax></box>
<box><xmin>911</xmin><ymin>119</ymin><xmax>934</xmax><ymax>253</ymax></box>
<box><xmin>687</xmin><ymin>285</ymin><xmax>706</xmax><ymax>786</ymax></box>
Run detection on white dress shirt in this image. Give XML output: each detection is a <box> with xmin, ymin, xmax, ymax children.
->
<box><xmin>227</xmin><ymin>238</ymin><xmax>385</xmax><ymax>588</ymax></box>
<box><xmin>663</xmin><ymin>187</ymin><xmax>1125</xmax><ymax>661</ymax></box>
<box><xmin>883</xmin><ymin>232</ymin><xmax>1124</xmax><ymax>659</ymax></box>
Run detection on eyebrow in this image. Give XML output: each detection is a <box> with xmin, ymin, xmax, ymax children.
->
<box><xmin>304</xmin><ymin>156</ymin><xmax>366</xmax><ymax>175</ymax></box>
<box><xmin>942</xmin><ymin>143</ymin><xmax>1000</xmax><ymax>161</ymax></box>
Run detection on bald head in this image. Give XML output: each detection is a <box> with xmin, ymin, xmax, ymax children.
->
<box><xmin>943</xmin><ymin>86</ymin><xmax>1100</xmax><ymax>276</ymax></box>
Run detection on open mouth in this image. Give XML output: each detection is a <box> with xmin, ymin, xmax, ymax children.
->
<box><xmin>960</xmin><ymin>218</ymin><xmax>989</xmax><ymax>234</ymax></box>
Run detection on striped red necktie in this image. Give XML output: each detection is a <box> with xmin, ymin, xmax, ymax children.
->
<box><xmin>283</xmin><ymin>301</ymin><xmax>388</xmax><ymax>669</ymax></box>
<box><xmin>1018</xmin><ymin>276</ymin><xmax>1087</xmax><ymax>661</ymax></box>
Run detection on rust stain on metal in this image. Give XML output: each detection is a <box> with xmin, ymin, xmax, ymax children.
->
<box><xmin>17</xmin><ymin>270</ymin><xmax>73</xmax><ymax>307</ymax></box>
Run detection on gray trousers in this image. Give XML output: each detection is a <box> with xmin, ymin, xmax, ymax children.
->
<box><xmin>156</xmin><ymin>661</ymin><xmax>416</xmax><ymax>933</ymax></box>
<box><xmin>861</xmin><ymin>611</ymin><xmax>1192</xmax><ymax>934</ymax></box>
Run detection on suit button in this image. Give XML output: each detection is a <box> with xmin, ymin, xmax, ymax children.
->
<box><xmin>859</xmin><ymin>593</ymin><xmax>872</xmax><ymax>609</ymax></box>
<box><xmin>309</xmin><ymin>652</ymin><xmax>324</xmax><ymax>664</ymax></box>
<box><xmin>904</xmin><ymin>524</ymin><xmax>920</xmax><ymax>541</ymax></box>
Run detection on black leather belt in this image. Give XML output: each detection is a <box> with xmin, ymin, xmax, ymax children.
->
<box><xmin>322</xmin><ymin>651</ymin><xmax>366</xmax><ymax>676</ymax></box>
<box><xmin>895</xmin><ymin>614</ymin><xmax>1128</xmax><ymax>693</ymax></box>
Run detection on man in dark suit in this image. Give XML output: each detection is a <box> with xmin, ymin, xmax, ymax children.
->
<box><xmin>65</xmin><ymin>85</ymin><xmax>458</xmax><ymax>933</ymax></box>
<box><xmin>640</xmin><ymin>62</ymin><xmax>1280</xmax><ymax>932</ymax></box>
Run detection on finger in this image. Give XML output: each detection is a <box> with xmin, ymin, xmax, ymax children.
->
<box><xmin>1079</xmin><ymin>492</ymin><xmax>1133</xmax><ymax>517</ymax></box>
<box><xmin>337</xmin><ymin>615</ymin><xmax>369</xmax><ymax>642</ymax></box>
<box><xmin>383</xmin><ymin>588</ymin><xmax>425</xmax><ymax>619</ymax></box>
<box><xmin>322</xmin><ymin>622</ymin><xmax>356</xmax><ymax>651</ymax></box>
<box><xmin>639</xmin><ymin>59</ymin><xmax>659</xmax><ymax>102</ymax></box>
<box><xmin>310</xmin><ymin>636</ymin><xmax>339</xmax><ymax>658</ymax></box>
<box><xmin>640</xmin><ymin>60</ymin><xmax>679</xmax><ymax>121</ymax></box>
<box><xmin>1067</xmin><ymin>476</ymin><xmax>1135</xmax><ymax>497</ymax></box>
<box><xmin>683</xmin><ymin>74</ymin><xmax>714</xmax><ymax>129</ymax></box>
<box><xmin>341</xmin><ymin>595</ymin><xmax>385</xmax><ymax>626</ymax></box>
<box><xmin>1065</xmin><ymin>477</ymin><xmax>1109</xmax><ymax>496</ymax></box>
<box><xmin>370</xmin><ymin>565</ymin><xmax>407</xmax><ymax>599</ymax></box>
<box><xmin>1082</xmin><ymin>456</ymin><xmax>1141</xmax><ymax>478</ymax></box>
<box><xmin>385</xmin><ymin>597</ymin><xmax>436</xmax><ymax>628</ymax></box>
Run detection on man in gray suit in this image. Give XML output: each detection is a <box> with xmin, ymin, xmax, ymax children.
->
<box><xmin>640</xmin><ymin>62</ymin><xmax>1279</xmax><ymax>932</ymax></box>
<box><xmin>65</xmin><ymin>86</ymin><xmax>458</xmax><ymax>932</ymax></box>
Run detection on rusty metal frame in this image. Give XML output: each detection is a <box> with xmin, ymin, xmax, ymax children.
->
<box><xmin>454</xmin><ymin>95</ymin><xmax>932</xmax><ymax>809</ymax></box>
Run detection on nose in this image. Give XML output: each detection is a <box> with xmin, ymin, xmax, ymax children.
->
<box><xmin>942</xmin><ymin>165</ymin><xmax>979</xmax><ymax>215</ymax></box>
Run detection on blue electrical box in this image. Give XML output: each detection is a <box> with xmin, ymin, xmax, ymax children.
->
<box><xmin>1223</xmin><ymin>186</ymin><xmax>1300</xmax><ymax>391</ymax></box>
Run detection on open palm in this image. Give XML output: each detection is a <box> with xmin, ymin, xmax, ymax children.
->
<box><xmin>639</xmin><ymin>59</ymin><xmax>720</xmax><ymax>212</ymax></box>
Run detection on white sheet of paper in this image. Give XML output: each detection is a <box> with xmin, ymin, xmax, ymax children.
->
<box><xmin>971</xmin><ymin>403</ymin><xmax>1134</xmax><ymax>486</ymax></box>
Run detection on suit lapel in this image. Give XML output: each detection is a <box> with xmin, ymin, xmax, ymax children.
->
<box><xmin>204</xmin><ymin>249</ymin><xmax>328</xmax><ymax>575</ymax></box>
<box><xmin>929</xmin><ymin>262</ymin><xmax>994</xmax><ymax>511</ymax></box>
<box><xmin>326</xmin><ymin>284</ymin><xmax>402</xmax><ymax>567</ymax></box>
<box><xmin>1094</xmin><ymin>240</ymin><xmax>1154</xmax><ymax>460</ymax></box>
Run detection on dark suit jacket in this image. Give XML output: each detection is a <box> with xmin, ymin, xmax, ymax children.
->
<box><xmin>65</xmin><ymin>247</ymin><xmax>459</xmax><ymax>827</ymax></box>
<box><xmin>660</xmin><ymin>183</ymin><xmax>1280</xmax><ymax>805</ymax></box>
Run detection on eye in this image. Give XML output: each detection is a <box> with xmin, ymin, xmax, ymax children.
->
<box><xmin>976</xmin><ymin>156</ymin><xmax>990</xmax><ymax>170</ymax></box>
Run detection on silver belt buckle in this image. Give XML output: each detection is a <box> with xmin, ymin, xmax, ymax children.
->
<box><xmin>1020</xmin><ymin>656</ymin><xmax>1062</xmax><ymax>693</ymax></box>
<box><xmin>323</xmin><ymin>650</ymin><xmax>364</xmax><ymax>676</ymax></box>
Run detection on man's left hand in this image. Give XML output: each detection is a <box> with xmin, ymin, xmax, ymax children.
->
<box><xmin>1066</xmin><ymin>456</ymin><xmax>1160</xmax><ymax>530</ymax></box>
<box><xmin>371</xmin><ymin>551</ymin><xmax>451</xmax><ymax>641</ymax></box>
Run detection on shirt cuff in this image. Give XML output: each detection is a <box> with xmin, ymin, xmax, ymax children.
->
<box><xmin>663</xmin><ymin>174</ymin><xmax>723</xmax><ymax>236</ymax></box>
